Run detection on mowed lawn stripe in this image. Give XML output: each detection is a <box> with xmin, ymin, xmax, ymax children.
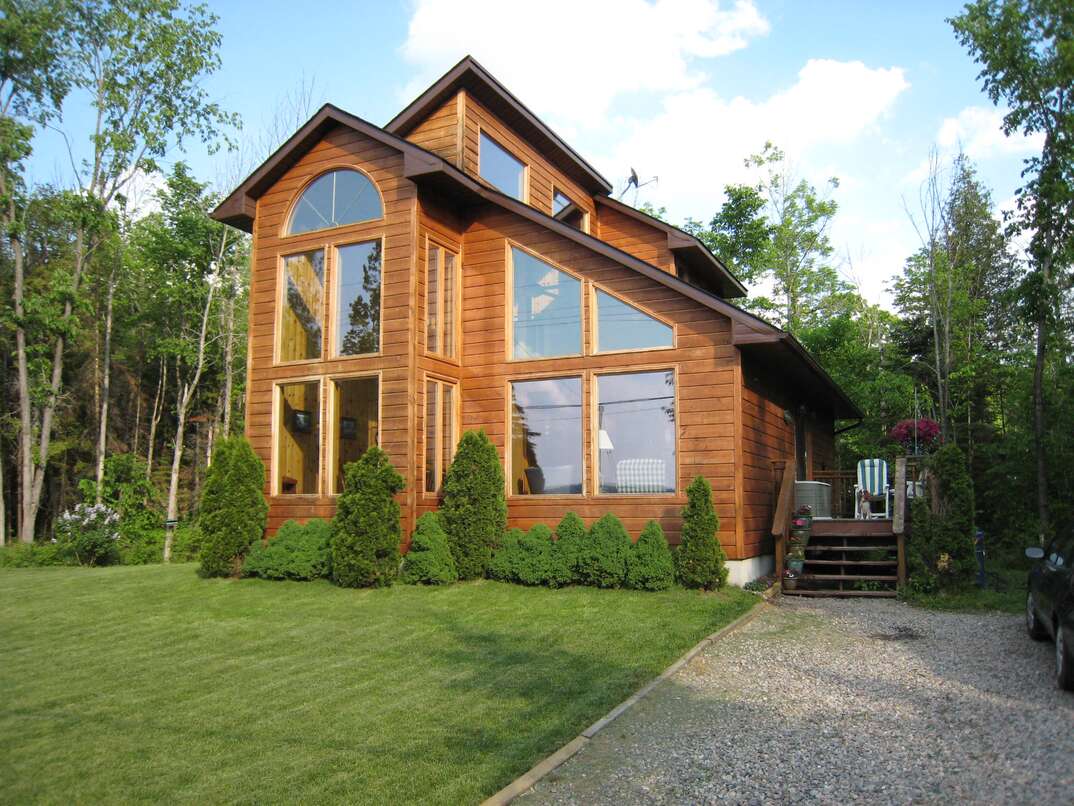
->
<box><xmin>0</xmin><ymin>564</ymin><xmax>754</xmax><ymax>804</ymax></box>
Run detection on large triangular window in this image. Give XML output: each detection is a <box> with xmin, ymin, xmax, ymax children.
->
<box><xmin>594</xmin><ymin>290</ymin><xmax>673</xmax><ymax>353</ymax></box>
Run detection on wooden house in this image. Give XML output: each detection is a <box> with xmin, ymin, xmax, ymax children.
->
<box><xmin>212</xmin><ymin>56</ymin><xmax>860</xmax><ymax>584</ymax></box>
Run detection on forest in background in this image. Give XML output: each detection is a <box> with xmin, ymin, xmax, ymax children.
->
<box><xmin>1</xmin><ymin>0</ymin><xmax>1072</xmax><ymax>556</ymax></box>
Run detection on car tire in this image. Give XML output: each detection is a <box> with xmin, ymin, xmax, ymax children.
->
<box><xmin>1057</xmin><ymin>626</ymin><xmax>1074</xmax><ymax>692</ymax></box>
<box><xmin>1026</xmin><ymin>591</ymin><xmax>1047</xmax><ymax>640</ymax></box>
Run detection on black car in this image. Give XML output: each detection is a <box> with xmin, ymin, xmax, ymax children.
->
<box><xmin>1026</xmin><ymin>535</ymin><xmax>1074</xmax><ymax>690</ymax></box>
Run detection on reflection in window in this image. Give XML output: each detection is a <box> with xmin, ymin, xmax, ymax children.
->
<box><xmin>552</xmin><ymin>188</ymin><xmax>587</xmax><ymax>230</ymax></box>
<box><xmin>511</xmin><ymin>247</ymin><xmax>581</xmax><ymax>359</ymax></box>
<box><xmin>424</xmin><ymin>379</ymin><xmax>457</xmax><ymax>493</ymax></box>
<box><xmin>595</xmin><ymin>290</ymin><xmax>673</xmax><ymax>352</ymax></box>
<box><xmin>278</xmin><ymin>381</ymin><xmax>320</xmax><ymax>495</ymax></box>
<box><xmin>596</xmin><ymin>371</ymin><xmax>675</xmax><ymax>494</ymax></box>
<box><xmin>337</xmin><ymin>240</ymin><xmax>381</xmax><ymax>355</ymax></box>
<box><xmin>280</xmin><ymin>251</ymin><xmax>324</xmax><ymax>361</ymax></box>
<box><xmin>287</xmin><ymin>169</ymin><xmax>382</xmax><ymax>235</ymax></box>
<box><xmin>332</xmin><ymin>376</ymin><xmax>379</xmax><ymax>494</ymax></box>
<box><xmin>553</xmin><ymin>190</ymin><xmax>571</xmax><ymax>215</ymax></box>
<box><xmin>511</xmin><ymin>377</ymin><xmax>582</xmax><ymax>495</ymax></box>
<box><xmin>479</xmin><ymin>132</ymin><xmax>525</xmax><ymax>200</ymax></box>
<box><xmin>426</xmin><ymin>243</ymin><xmax>458</xmax><ymax>358</ymax></box>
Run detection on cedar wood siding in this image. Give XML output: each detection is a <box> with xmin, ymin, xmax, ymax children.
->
<box><xmin>247</xmin><ymin>124</ymin><xmax>417</xmax><ymax>535</ymax></box>
<box><xmin>457</xmin><ymin>207</ymin><xmax>742</xmax><ymax>556</ymax></box>
<box><xmin>404</xmin><ymin>94</ymin><xmax>463</xmax><ymax>169</ymax></box>
<box><xmin>594</xmin><ymin>204</ymin><xmax>676</xmax><ymax>275</ymax></box>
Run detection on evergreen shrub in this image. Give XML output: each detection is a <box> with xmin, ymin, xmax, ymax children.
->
<box><xmin>441</xmin><ymin>430</ymin><xmax>506</xmax><ymax>580</ymax></box>
<box><xmin>400</xmin><ymin>513</ymin><xmax>458</xmax><ymax>585</ymax></box>
<box><xmin>576</xmin><ymin>513</ymin><xmax>631</xmax><ymax>588</ymax></box>
<box><xmin>676</xmin><ymin>476</ymin><xmax>728</xmax><ymax>589</ymax></box>
<box><xmin>625</xmin><ymin>520</ymin><xmax>676</xmax><ymax>591</ymax></box>
<box><xmin>197</xmin><ymin>437</ymin><xmax>269</xmax><ymax>578</ymax></box>
<box><xmin>243</xmin><ymin>518</ymin><xmax>332</xmax><ymax>581</ymax></box>
<box><xmin>331</xmin><ymin>447</ymin><xmax>405</xmax><ymax>588</ymax></box>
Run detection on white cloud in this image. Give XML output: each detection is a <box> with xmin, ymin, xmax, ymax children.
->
<box><xmin>401</xmin><ymin>0</ymin><xmax>769</xmax><ymax>129</ymax></box>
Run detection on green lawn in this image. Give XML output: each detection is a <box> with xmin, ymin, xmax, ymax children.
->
<box><xmin>0</xmin><ymin>565</ymin><xmax>754</xmax><ymax>804</ymax></box>
<box><xmin>904</xmin><ymin>555</ymin><xmax>1029</xmax><ymax>614</ymax></box>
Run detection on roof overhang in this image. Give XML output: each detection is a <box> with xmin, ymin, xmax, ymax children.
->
<box><xmin>385</xmin><ymin>56</ymin><xmax>613</xmax><ymax>197</ymax></box>
<box><xmin>595</xmin><ymin>195</ymin><xmax>747</xmax><ymax>298</ymax></box>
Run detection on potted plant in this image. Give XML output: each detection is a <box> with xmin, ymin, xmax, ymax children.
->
<box><xmin>783</xmin><ymin>568</ymin><xmax>799</xmax><ymax>591</ymax></box>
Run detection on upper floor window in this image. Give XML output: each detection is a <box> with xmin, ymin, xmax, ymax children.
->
<box><xmin>510</xmin><ymin>246</ymin><xmax>581</xmax><ymax>360</ymax></box>
<box><xmin>552</xmin><ymin>187</ymin><xmax>588</xmax><ymax>231</ymax></box>
<box><xmin>552</xmin><ymin>190</ymin><xmax>572</xmax><ymax>215</ymax></box>
<box><xmin>594</xmin><ymin>289</ymin><xmax>673</xmax><ymax>353</ymax></box>
<box><xmin>287</xmin><ymin>169</ymin><xmax>382</xmax><ymax>235</ymax></box>
<box><xmin>479</xmin><ymin>132</ymin><xmax>525</xmax><ymax>200</ymax></box>
<box><xmin>426</xmin><ymin>242</ymin><xmax>459</xmax><ymax>359</ymax></box>
<box><xmin>280</xmin><ymin>250</ymin><xmax>325</xmax><ymax>362</ymax></box>
<box><xmin>335</xmin><ymin>240</ymin><xmax>382</xmax><ymax>356</ymax></box>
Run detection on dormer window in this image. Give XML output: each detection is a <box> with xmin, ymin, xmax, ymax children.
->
<box><xmin>479</xmin><ymin>131</ymin><xmax>526</xmax><ymax>200</ymax></box>
<box><xmin>552</xmin><ymin>187</ymin><xmax>588</xmax><ymax>232</ymax></box>
<box><xmin>287</xmin><ymin>169</ymin><xmax>382</xmax><ymax>235</ymax></box>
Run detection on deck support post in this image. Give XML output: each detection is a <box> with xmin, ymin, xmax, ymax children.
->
<box><xmin>893</xmin><ymin>457</ymin><xmax>907</xmax><ymax>587</ymax></box>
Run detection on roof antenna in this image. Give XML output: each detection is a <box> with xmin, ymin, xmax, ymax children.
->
<box><xmin>617</xmin><ymin>167</ymin><xmax>658</xmax><ymax>205</ymax></box>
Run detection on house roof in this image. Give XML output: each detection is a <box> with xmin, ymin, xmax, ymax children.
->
<box><xmin>385</xmin><ymin>55</ymin><xmax>613</xmax><ymax>196</ymax></box>
<box><xmin>211</xmin><ymin>103</ymin><xmax>861</xmax><ymax>421</ymax></box>
<box><xmin>594</xmin><ymin>195</ymin><xmax>747</xmax><ymax>298</ymax></box>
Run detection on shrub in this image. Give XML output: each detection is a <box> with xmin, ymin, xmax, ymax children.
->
<box><xmin>441</xmin><ymin>430</ymin><xmax>507</xmax><ymax>580</ymax></box>
<box><xmin>400</xmin><ymin>513</ymin><xmax>458</xmax><ymax>585</ymax></box>
<box><xmin>488</xmin><ymin>524</ymin><xmax>567</xmax><ymax>586</ymax></box>
<box><xmin>625</xmin><ymin>520</ymin><xmax>676</xmax><ymax>591</ymax></box>
<box><xmin>198</xmin><ymin>437</ymin><xmax>269</xmax><ymax>578</ymax></box>
<box><xmin>908</xmin><ymin>443</ymin><xmax>976</xmax><ymax>590</ymax></box>
<box><xmin>0</xmin><ymin>541</ymin><xmax>74</xmax><ymax>567</ymax></box>
<box><xmin>55</xmin><ymin>503</ymin><xmax>121</xmax><ymax>566</ymax></box>
<box><xmin>118</xmin><ymin>528</ymin><xmax>165</xmax><ymax>565</ymax></box>
<box><xmin>576</xmin><ymin>513</ymin><xmax>631</xmax><ymax>588</ymax></box>
<box><xmin>552</xmin><ymin>512</ymin><xmax>586</xmax><ymax>584</ymax></box>
<box><xmin>243</xmin><ymin>519</ymin><xmax>332</xmax><ymax>581</ymax></box>
<box><xmin>171</xmin><ymin>522</ymin><xmax>205</xmax><ymax>562</ymax></box>
<box><xmin>331</xmin><ymin>446</ymin><xmax>405</xmax><ymax>588</ymax></box>
<box><xmin>677</xmin><ymin>476</ymin><xmax>728</xmax><ymax>590</ymax></box>
<box><xmin>487</xmin><ymin>528</ymin><xmax>526</xmax><ymax>582</ymax></box>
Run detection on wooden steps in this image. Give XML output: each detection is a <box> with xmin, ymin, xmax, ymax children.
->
<box><xmin>783</xmin><ymin>518</ymin><xmax>901</xmax><ymax>598</ymax></box>
<box><xmin>783</xmin><ymin>588</ymin><xmax>897</xmax><ymax>598</ymax></box>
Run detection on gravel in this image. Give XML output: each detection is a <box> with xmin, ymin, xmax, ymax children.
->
<box><xmin>521</xmin><ymin>596</ymin><xmax>1074</xmax><ymax>805</ymax></box>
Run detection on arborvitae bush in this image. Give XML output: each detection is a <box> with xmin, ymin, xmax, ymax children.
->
<box><xmin>243</xmin><ymin>518</ymin><xmax>333</xmax><ymax>581</ymax></box>
<box><xmin>331</xmin><ymin>447</ymin><xmax>405</xmax><ymax>588</ymax></box>
<box><xmin>908</xmin><ymin>443</ymin><xmax>976</xmax><ymax>591</ymax></box>
<box><xmin>400</xmin><ymin>513</ymin><xmax>458</xmax><ymax>585</ymax></box>
<box><xmin>441</xmin><ymin>430</ymin><xmax>507</xmax><ymax>580</ymax></box>
<box><xmin>487</xmin><ymin>524</ymin><xmax>568</xmax><ymax>586</ymax></box>
<box><xmin>676</xmin><ymin>475</ymin><xmax>728</xmax><ymax>590</ymax></box>
<box><xmin>488</xmin><ymin>528</ymin><xmax>526</xmax><ymax>583</ymax></box>
<box><xmin>553</xmin><ymin>512</ymin><xmax>586</xmax><ymax>584</ymax></box>
<box><xmin>577</xmin><ymin>513</ymin><xmax>631</xmax><ymax>588</ymax></box>
<box><xmin>198</xmin><ymin>437</ymin><xmax>269</xmax><ymax>578</ymax></box>
<box><xmin>626</xmin><ymin>520</ymin><xmax>676</xmax><ymax>591</ymax></box>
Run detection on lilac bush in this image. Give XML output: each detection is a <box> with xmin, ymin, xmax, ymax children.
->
<box><xmin>55</xmin><ymin>503</ymin><xmax>121</xmax><ymax>566</ymax></box>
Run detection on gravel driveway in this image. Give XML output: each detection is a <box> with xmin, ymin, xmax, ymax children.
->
<box><xmin>521</xmin><ymin>596</ymin><xmax>1074</xmax><ymax>805</ymax></box>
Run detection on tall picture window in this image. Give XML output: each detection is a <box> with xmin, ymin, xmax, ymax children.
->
<box><xmin>286</xmin><ymin>169</ymin><xmax>382</xmax><ymax>235</ymax></box>
<box><xmin>280</xmin><ymin>250</ymin><xmax>325</xmax><ymax>362</ymax></box>
<box><xmin>479</xmin><ymin>132</ymin><xmax>525</xmax><ymax>200</ymax></box>
<box><xmin>277</xmin><ymin>380</ymin><xmax>321</xmax><ymax>495</ymax></box>
<box><xmin>331</xmin><ymin>376</ymin><xmax>379</xmax><ymax>494</ymax></box>
<box><xmin>510</xmin><ymin>377</ymin><xmax>582</xmax><ymax>495</ymax></box>
<box><xmin>510</xmin><ymin>247</ymin><xmax>581</xmax><ymax>359</ymax></box>
<box><xmin>596</xmin><ymin>370</ymin><xmax>676</xmax><ymax>494</ymax></box>
<box><xmin>335</xmin><ymin>240</ymin><xmax>382</xmax><ymax>356</ymax></box>
<box><xmin>594</xmin><ymin>289</ymin><xmax>673</xmax><ymax>353</ymax></box>
<box><xmin>424</xmin><ymin>379</ymin><xmax>458</xmax><ymax>493</ymax></box>
<box><xmin>426</xmin><ymin>242</ymin><xmax>459</xmax><ymax>359</ymax></box>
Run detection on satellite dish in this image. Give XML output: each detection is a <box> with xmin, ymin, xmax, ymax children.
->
<box><xmin>617</xmin><ymin>167</ymin><xmax>658</xmax><ymax>202</ymax></box>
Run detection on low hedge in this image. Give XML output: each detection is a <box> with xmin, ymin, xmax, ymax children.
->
<box><xmin>488</xmin><ymin>524</ymin><xmax>571</xmax><ymax>587</ymax></box>
<box><xmin>400</xmin><ymin>513</ymin><xmax>458</xmax><ymax>585</ymax></box>
<box><xmin>243</xmin><ymin>519</ymin><xmax>332</xmax><ymax>581</ymax></box>
<box><xmin>576</xmin><ymin>513</ymin><xmax>632</xmax><ymax>589</ymax></box>
<box><xmin>625</xmin><ymin>520</ymin><xmax>675</xmax><ymax>591</ymax></box>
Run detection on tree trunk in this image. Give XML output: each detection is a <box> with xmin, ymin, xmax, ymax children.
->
<box><xmin>222</xmin><ymin>290</ymin><xmax>236</xmax><ymax>438</ymax></box>
<box><xmin>94</xmin><ymin>267</ymin><xmax>117</xmax><ymax>504</ymax></box>
<box><xmin>146</xmin><ymin>358</ymin><xmax>167</xmax><ymax>482</ymax></box>
<box><xmin>1033</xmin><ymin>305</ymin><xmax>1049</xmax><ymax>545</ymax></box>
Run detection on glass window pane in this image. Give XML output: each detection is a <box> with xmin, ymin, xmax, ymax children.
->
<box><xmin>334</xmin><ymin>376</ymin><xmax>379</xmax><ymax>494</ymax></box>
<box><xmin>425</xmin><ymin>380</ymin><xmax>438</xmax><ymax>493</ymax></box>
<box><xmin>552</xmin><ymin>190</ymin><xmax>571</xmax><ymax>215</ymax></box>
<box><xmin>288</xmin><ymin>169</ymin><xmax>382</xmax><ymax>235</ymax></box>
<box><xmin>510</xmin><ymin>377</ymin><xmax>582</xmax><ymax>495</ymax></box>
<box><xmin>281</xmin><ymin>250</ymin><xmax>324</xmax><ymax>361</ymax></box>
<box><xmin>426</xmin><ymin>247</ymin><xmax>439</xmax><ymax>353</ymax></box>
<box><xmin>337</xmin><ymin>240</ymin><xmax>381</xmax><ymax>356</ymax></box>
<box><xmin>597</xmin><ymin>371</ymin><xmax>675</xmax><ymax>494</ymax></box>
<box><xmin>479</xmin><ymin>132</ymin><xmax>525</xmax><ymax>200</ymax></box>
<box><xmin>442</xmin><ymin>251</ymin><xmax>456</xmax><ymax>359</ymax></box>
<box><xmin>595</xmin><ymin>290</ymin><xmax>673</xmax><ymax>352</ymax></box>
<box><xmin>511</xmin><ymin>247</ymin><xmax>581</xmax><ymax>359</ymax></box>
<box><xmin>441</xmin><ymin>384</ymin><xmax>455</xmax><ymax>485</ymax></box>
<box><xmin>278</xmin><ymin>381</ymin><xmax>320</xmax><ymax>495</ymax></box>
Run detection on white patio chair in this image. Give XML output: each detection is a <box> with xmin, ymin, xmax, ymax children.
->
<box><xmin>853</xmin><ymin>458</ymin><xmax>890</xmax><ymax>519</ymax></box>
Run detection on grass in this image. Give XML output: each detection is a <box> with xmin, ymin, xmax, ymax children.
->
<box><xmin>903</xmin><ymin>554</ymin><xmax>1029</xmax><ymax>614</ymax></box>
<box><xmin>0</xmin><ymin>564</ymin><xmax>755</xmax><ymax>804</ymax></box>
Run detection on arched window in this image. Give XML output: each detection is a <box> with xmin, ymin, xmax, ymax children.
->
<box><xmin>286</xmin><ymin>169</ymin><xmax>382</xmax><ymax>235</ymax></box>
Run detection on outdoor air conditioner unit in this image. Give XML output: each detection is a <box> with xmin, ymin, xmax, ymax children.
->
<box><xmin>794</xmin><ymin>480</ymin><xmax>832</xmax><ymax>519</ymax></box>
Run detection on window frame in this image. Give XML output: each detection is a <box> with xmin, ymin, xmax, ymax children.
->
<box><xmin>423</xmin><ymin>373</ymin><xmax>460</xmax><ymax>496</ymax></box>
<box><xmin>590</xmin><ymin>282</ymin><xmax>676</xmax><ymax>356</ymax></box>
<box><xmin>330</xmin><ymin>236</ymin><xmax>385</xmax><ymax>360</ymax></box>
<box><xmin>275</xmin><ymin>247</ymin><xmax>328</xmax><ymax>366</ymax></box>
<box><xmin>590</xmin><ymin>365</ymin><xmax>679</xmax><ymax>498</ymax></box>
<box><xmin>505</xmin><ymin>371</ymin><xmax>586</xmax><ymax>500</ymax></box>
<box><xmin>505</xmin><ymin>241</ymin><xmax>585</xmax><ymax>362</ymax></box>
<box><xmin>281</xmin><ymin>165</ymin><xmax>385</xmax><ymax>239</ymax></box>
<box><xmin>271</xmin><ymin>376</ymin><xmax>324</xmax><ymax>497</ymax></box>
<box><xmin>424</xmin><ymin>235</ymin><xmax>462</xmax><ymax>363</ymax></box>
<box><xmin>326</xmin><ymin>370</ymin><xmax>383</xmax><ymax>496</ymax></box>
<box><xmin>551</xmin><ymin>186</ymin><xmax>590</xmax><ymax>233</ymax></box>
<box><xmin>478</xmin><ymin>128</ymin><xmax>529</xmax><ymax>203</ymax></box>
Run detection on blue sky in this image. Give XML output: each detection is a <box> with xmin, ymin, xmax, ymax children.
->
<box><xmin>31</xmin><ymin>0</ymin><xmax>1039</xmax><ymax>305</ymax></box>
